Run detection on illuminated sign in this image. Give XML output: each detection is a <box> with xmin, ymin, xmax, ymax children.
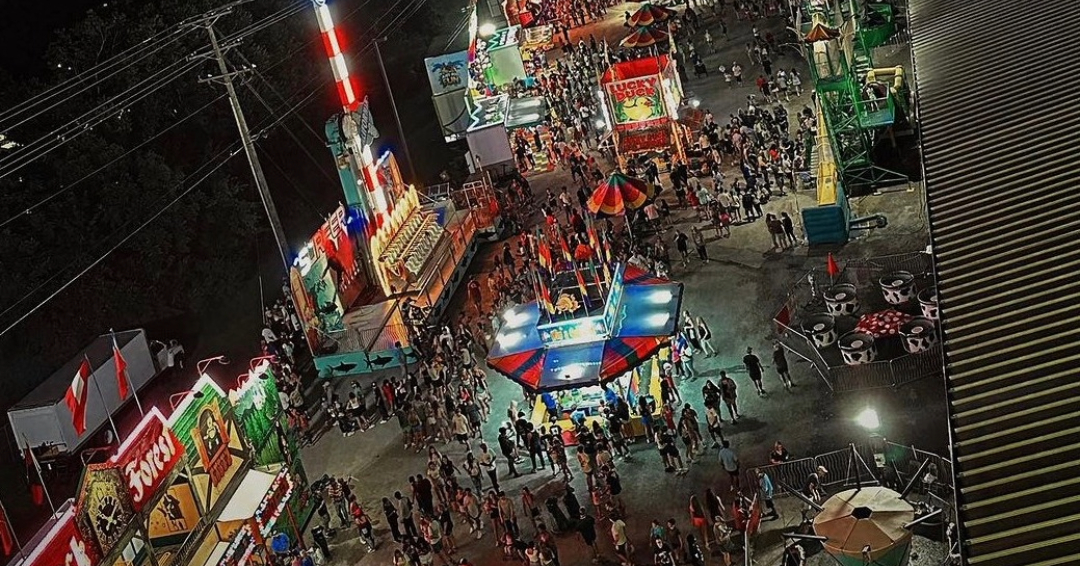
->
<box><xmin>21</xmin><ymin>505</ymin><xmax>100</xmax><ymax>566</ymax></box>
<box><xmin>538</xmin><ymin>315</ymin><xmax>608</xmax><ymax>346</ymax></box>
<box><xmin>230</xmin><ymin>364</ymin><xmax>286</xmax><ymax>467</ymax></box>
<box><xmin>110</xmin><ymin>408</ymin><xmax>183</xmax><ymax>510</ymax></box>
<box><xmin>603</xmin><ymin>263</ymin><xmax>626</xmax><ymax>333</ymax></box>
<box><xmin>218</xmin><ymin>524</ymin><xmax>257</xmax><ymax>566</ymax></box>
<box><xmin>482</xmin><ymin>26</ymin><xmax>520</xmax><ymax>52</ymax></box>
<box><xmin>255</xmin><ymin>467</ymin><xmax>296</xmax><ymax>536</ymax></box>
<box><xmin>294</xmin><ymin>206</ymin><xmax>351</xmax><ymax>278</ymax></box>
<box><xmin>192</xmin><ymin>402</ymin><xmax>231</xmax><ymax>487</ymax></box>
<box><xmin>606</xmin><ymin>77</ymin><xmax>665</xmax><ymax>125</ymax></box>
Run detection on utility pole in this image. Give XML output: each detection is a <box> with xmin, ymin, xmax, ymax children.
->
<box><xmin>373</xmin><ymin>38</ymin><xmax>417</xmax><ymax>181</ymax></box>
<box><xmin>197</xmin><ymin>15</ymin><xmax>291</xmax><ymax>270</ymax></box>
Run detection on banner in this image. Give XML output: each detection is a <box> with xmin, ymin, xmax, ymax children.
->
<box><xmin>606</xmin><ymin>76</ymin><xmax>665</xmax><ymax>125</ymax></box>
<box><xmin>111</xmin><ymin>408</ymin><xmax>183</xmax><ymax>511</ymax></box>
<box><xmin>230</xmin><ymin>367</ymin><xmax>285</xmax><ymax>467</ymax></box>
<box><xmin>424</xmin><ymin>51</ymin><xmax>469</xmax><ymax>96</ymax></box>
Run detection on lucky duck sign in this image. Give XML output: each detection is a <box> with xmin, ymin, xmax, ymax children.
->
<box><xmin>607</xmin><ymin>76</ymin><xmax>665</xmax><ymax>124</ymax></box>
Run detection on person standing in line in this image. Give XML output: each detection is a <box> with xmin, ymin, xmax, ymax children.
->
<box><xmin>773</xmin><ymin>342</ymin><xmax>794</xmax><ymax>388</ymax></box>
<box><xmin>717</xmin><ymin>440</ymin><xmax>741</xmax><ymax>492</ymax></box>
<box><xmin>756</xmin><ymin>469</ymin><xmax>780</xmax><ymax>519</ymax></box>
<box><xmin>610</xmin><ymin>513</ymin><xmax>633</xmax><ymax>566</ymax></box>
<box><xmin>780</xmin><ymin>212</ymin><xmax>797</xmax><ymax>248</ymax></box>
<box><xmin>743</xmin><ymin>347</ymin><xmax>766</xmax><ymax>395</ymax></box>
<box><xmin>576</xmin><ymin>508</ymin><xmax>600</xmax><ymax>561</ymax></box>
<box><xmin>719</xmin><ymin>372</ymin><xmax>741</xmax><ymax>422</ymax></box>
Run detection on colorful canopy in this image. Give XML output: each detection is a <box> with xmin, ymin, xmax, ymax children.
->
<box><xmin>620</xmin><ymin>25</ymin><xmax>670</xmax><ymax>49</ymax></box>
<box><xmin>486</xmin><ymin>264</ymin><xmax>683</xmax><ymax>392</ymax></box>
<box><xmin>488</xmin><ymin>335</ymin><xmax>668</xmax><ymax>392</ymax></box>
<box><xmin>588</xmin><ymin>171</ymin><xmax>651</xmax><ymax>217</ymax></box>
<box><xmin>627</xmin><ymin>3</ymin><xmax>676</xmax><ymax>27</ymax></box>
<box><xmin>804</xmin><ymin>14</ymin><xmax>841</xmax><ymax>42</ymax></box>
<box><xmin>813</xmin><ymin>487</ymin><xmax>914</xmax><ymax>562</ymax></box>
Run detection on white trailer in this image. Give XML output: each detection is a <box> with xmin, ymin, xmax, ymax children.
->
<box><xmin>8</xmin><ymin>329</ymin><xmax>169</xmax><ymax>455</ymax></box>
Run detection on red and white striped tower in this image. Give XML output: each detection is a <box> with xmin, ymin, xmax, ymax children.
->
<box><xmin>313</xmin><ymin>0</ymin><xmax>360</xmax><ymax>112</ymax></box>
<box><xmin>311</xmin><ymin>0</ymin><xmax>391</xmax><ymax>230</ymax></box>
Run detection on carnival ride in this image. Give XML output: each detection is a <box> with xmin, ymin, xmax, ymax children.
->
<box><xmin>797</xmin><ymin>0</ymin><xmax>911</xmax><ymax>244</ymax></box>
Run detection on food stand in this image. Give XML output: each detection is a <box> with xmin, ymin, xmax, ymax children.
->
<box><xmin>7</xmin><ymin>363</ymin><xmax>311</xmax><ymax>566</ymax></box>
<box><xmin>599</xmin><ymin>55</ymin><xmax>689</xmax><ymax>170</ymax></box>
<box><xmin>488</xmin><ymin>255</ymin><xmax>684</xmax><ymax>444</ymax></box>
<box><xmin>505</xmin><ymin>96</ymin><xmax>555</xmax><ymax>173</ymax></box>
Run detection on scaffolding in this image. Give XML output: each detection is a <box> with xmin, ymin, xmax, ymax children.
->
<box><xmin>799</xmin><ymin>0</ymin><xmax>909</xmax><ymax>193</ymax></box>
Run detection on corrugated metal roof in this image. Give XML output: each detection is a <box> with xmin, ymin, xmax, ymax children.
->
<box><xmin>908</xmin><ymin>0</ymin><xmax>1080</xmax><ymax>564</ymax></box>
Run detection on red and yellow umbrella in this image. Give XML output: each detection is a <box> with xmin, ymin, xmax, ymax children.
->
<box><xmin>620</xmin><ymin>25</ymin><xmax>670</xmax><ymax>49</ymax></box>
<box><xmin>628</xmin><ymin>3</ymin><xmax>676</xmax><ymax>27</ymax></box>
<box><xmin>588</xmin><ymin>171</ymin><xmax>650</xmax><ymax>217</ymax></box>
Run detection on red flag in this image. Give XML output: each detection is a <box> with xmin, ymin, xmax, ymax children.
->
<box><xmin>0</xmin><ymin>503</ymin><xmax>13</xmax><ymax>555</ymax></box>
<box><xmin>826</xmin><ymin>253</ymin><xmax>840</xmax><ymax>278</ymax></box>
<box><xmin>64</xmin><ymin>359</ymin><xmax>91</xmax><ymax>435</ymax></box>
<box><xmin>113</xmin><ymin>337</ymin><xmax>129</xmax><ymax>400</ymax></box>
<box><xmin>538</xmin><ymin>241</ymin><xmax>553</xmax><ymax>273</ymax></box>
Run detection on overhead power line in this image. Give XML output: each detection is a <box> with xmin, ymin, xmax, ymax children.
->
<box><xmin>0</xmin><ymin>93</ymin><xmax>229</xmax><ymax>230</ymax></box>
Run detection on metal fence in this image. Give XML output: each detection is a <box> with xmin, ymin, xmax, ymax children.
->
<box><xmin>772</xmin><ymin>252</ymin><xmax>943</xmax><ymax>392</ymax></box>
<box><xmin>743</xmin><ymin>445</ymin><xmax>881</xmax><ymax>498</ymax></box>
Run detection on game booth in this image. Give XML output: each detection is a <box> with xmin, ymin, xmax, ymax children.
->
<box><xmin>487</xmin><ymin>229</ymin><xmax>684</xmax><ymax>444</ymax></box>
<box><xmin>6</xmin><ymin>364</ymin><xmax>311</xmax><ymax>566</ymax></box>
<box><xmin>599</xmin><ymin>55</ymin><xmax>689</xmax><ymax>171</ymax></box>
<box><xmin>472</xmin><ymin>25</ymin><xmax>529</xmax><ymax>92</ymax></box>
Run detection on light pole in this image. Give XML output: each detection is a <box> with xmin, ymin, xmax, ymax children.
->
<box><xmin>373</xmin><ymin>37</ymin><xmax>417</xmax><ymax>181</ymax></box>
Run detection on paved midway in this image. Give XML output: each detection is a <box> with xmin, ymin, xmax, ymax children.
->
<box><xmin>299</xmin><ymin>3</ymin><xmax>947</xmax><ymax>566</ymax></box>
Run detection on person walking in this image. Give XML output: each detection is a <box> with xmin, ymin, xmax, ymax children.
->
<box><xmin>498</xmin><ymin>428</ymin><xmax>522</xmax><ymax>478</ymax></box>
<box><xmin>719</xmin><ymin>372</ymin><xmax>741</xmax><ymax>422</ymax></box>
<box><xmin>696</xmin><ymin>316</ymin><xmax>717</xmax><ymax>357</ymax></box>
<box><xmin>773</xmin><ymin>342</ymin><xmax>794</xmax><ymax>388</ymax></box>
<box><xmin>743</xmin><ymin>347</ymin><xmax>766</xmax><ymax>395</ymax></box>
<box><xmin>691</xmin><ymin>226</ymin><xmax>709</xmax><ymax>263</ymax></box>
<box><xmin>717</xmin><ymin>440</ymin><xmax>741</xmax><ymax>492</ymax></box>
<box><xmin>478</xmin><ymin>442</ymin><xmax>500</xmax><ymax>492</ymax></box>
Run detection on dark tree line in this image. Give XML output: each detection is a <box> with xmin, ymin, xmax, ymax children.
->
<box><xmin>0</xmin><ymin>0</ymin><xmax>457</xmax><ymax>408</ymax></box>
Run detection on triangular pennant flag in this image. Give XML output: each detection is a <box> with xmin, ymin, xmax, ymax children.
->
<box><xmin>64</xmin><ymin>359</ymin><xmax>91</xmax><ymax>435</ymax></box>
<box><xmin>113</xmin><ymin>336</ymin><xmax>129</xmax><ymax>400</ymax></box>
<box><xmin>826</xmin><ymin>253</ymin><xmax>840</xmax><ymax>278</ymax></box>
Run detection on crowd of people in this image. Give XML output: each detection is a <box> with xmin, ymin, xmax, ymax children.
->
<box><xmin>271</xmin><ymin>1</ymin><xmax>836</xmax><ymax>566</ymax></box>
